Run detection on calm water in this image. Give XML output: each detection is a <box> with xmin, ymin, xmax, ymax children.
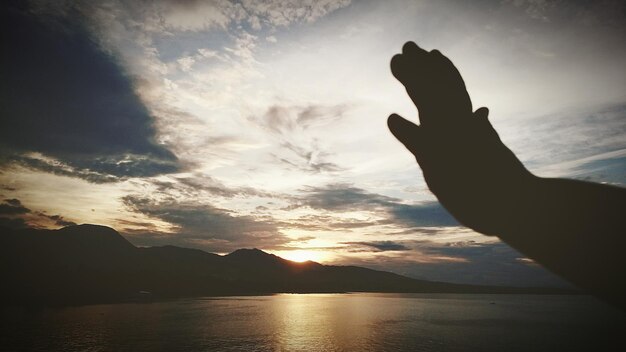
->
<box><xmin>1</xmin><ymin>294</ymin><xmax>624</xmax><ymax>352</ymax></box>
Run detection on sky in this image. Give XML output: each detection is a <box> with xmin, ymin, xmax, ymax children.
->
<box><xmin>1</xmin><ymin>0</ymin><xmax>625</xmax><ymax>287</ymax></box>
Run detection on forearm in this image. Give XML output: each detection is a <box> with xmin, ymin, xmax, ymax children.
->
<box><xmin>499</xmin><ymin>175</ymin><xmax>626</xmax><ymax>306</ymax></box>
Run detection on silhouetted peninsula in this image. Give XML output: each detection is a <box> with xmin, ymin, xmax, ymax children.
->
<box><xmin>0</xmin><ymin>224</ymin><xmax>572</xmax><ymax>306</ymax></box>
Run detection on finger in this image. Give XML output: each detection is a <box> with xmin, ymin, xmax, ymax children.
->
<box><xmin>390</xmin><ymin>53</ymin><xmax>407</xmax><ymax>83</ymax></box>
<box><xmin>402</xmin><ymin>41</ymin><xmax>428</xmax><ymax>57</ymax></box>
<box><xmin>428</xmin><ymin>50</ymin><xmax>473</xmax><ymax>120</ymax></box>
<box><xmin>391</xmin><ymin>42</ymin><xmax>430</xmax><ymax>85</ymax></box>
<box><xmin>387</xmin><ymin>113</ymin><xmax>422</xmax><ymax>157</ymax></box>
<box><xmin>391</xmin><ymin>45</ymin><xmax>472</xmax><ymax>127</ymax></box>
<box><xmin>390</xmin><ymin>51</ymin><xmax>430</xmax><ymax>126</ymax></box>
<box><xmin>473</xmin><ymin>107</ymin><xmax>499</xmax><ymax>139</ymax></box>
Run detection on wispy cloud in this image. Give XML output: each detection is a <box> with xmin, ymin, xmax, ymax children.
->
<box><xmin>294</xmin><ymin>183</ymin><xmax>459</xmax><ymax>227</ymax></box>
<box><xmin>497</xmin><ymin>103</ymin><xmax>626</xmax><ymax>184</ymax></box>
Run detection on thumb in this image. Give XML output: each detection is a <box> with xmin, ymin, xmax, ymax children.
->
<box><xmin>473</xmin><ymin>107</ymin><xmax>489</xmax><ymax>122</ymax></box>
<box><xmin>387</xmin><ymin>113</ymin><xmax>422</xmax><ymax>157</ymax></box>
<box><xmin>473</xmin><ymin>106</ymin><xmax>501</xmax><ymax>140</ymax></box>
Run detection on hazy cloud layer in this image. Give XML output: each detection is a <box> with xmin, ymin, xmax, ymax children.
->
<box><xmin>122</xmin><ymin>195</ymin><xmax>289</xmax><ymax>252</ymax></box>
<box><xmin>334</xmin><ymin>239</ymin><xmax>569</xmax><ymax>288</ymax></box>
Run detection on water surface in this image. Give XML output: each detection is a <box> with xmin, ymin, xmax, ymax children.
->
<box><xmin>2</xmin><ymin>293</ymin><xmax>624</xmax><ymax>351</ymax></box>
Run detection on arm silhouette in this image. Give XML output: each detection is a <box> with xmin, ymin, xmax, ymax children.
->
<box><xmin>388</xmin><ymin>42</ymin><xmax>626</xmax><ymax>309</ymax></box>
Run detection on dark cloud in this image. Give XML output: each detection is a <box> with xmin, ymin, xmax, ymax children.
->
<box><xmin>0</xmin><ymin>3</ymin><xmax>179</xmax><ymax>182</ymax></box>
<box><xmin>175</xmin><ymin>175</ymin><xmax>275</xmax><ymax>198</ymax></box>
<box><xmin>0</xmin><ymin>199</ymin><xmax>30</xmax><ymax>215</ymax></box>
<box><xmin>10</xmin><ymin>155</ymin><xmax>118</xmax><ymax>184</ymax></box>
<box><xmin>39</xmin><ymin>213</ymin><xmax>77</xmax><ymax>227</ymax></box>
<box><xmin>149</xmin><ymin>174</ymin><xmax>279</xmax><ymax>200</ymax></box>
<box><xmin>122</xmin><ymin>195</ymin><xmax>290</xmax><ymax>252</ymax></box>
<box><xmin>4</xmin><ymin>199</ymin><xmax>21</xmax><ymax>207</ymax></box>
<box><xmin>343</xmin><ymin>241</ymin><xmax>410</xmax><ymax>252</ymax></box>
<box><xmin>0</xmin><ymin>198</ymin><xmax>75</xmax><ymax>228</ymax></box>
<box><xmin>387</xmin><ymin>202</ymin><xmax>459</xmax><ymax>227</ymax></box>
<box><xmin>298</xmin><ymin>183</ymin><xmax>394</xmax><ymax>210</ymax></box>
<box><xmin>297</xmin><ymin>183</ymin><xmax>459</xmax><ymax>227</ymax></box>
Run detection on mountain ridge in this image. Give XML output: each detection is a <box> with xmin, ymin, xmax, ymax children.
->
<box><xmin>0</xmin><ymin>224</ymin><xmax>574</xmax><ymax>306</ymax></box>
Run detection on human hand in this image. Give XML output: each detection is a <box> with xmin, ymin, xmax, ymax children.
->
<box><xmin>388</xmin><ymin>42</ymin><xmax>533</xmax><ymax>236</ymax></box>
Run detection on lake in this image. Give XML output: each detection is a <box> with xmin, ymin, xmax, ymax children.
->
<box><xmin>1</xmin><ymin>293</ymin><xmax>624</xmax><ymax>351</ymax></box>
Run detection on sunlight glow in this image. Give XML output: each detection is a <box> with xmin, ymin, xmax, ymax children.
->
<box><xmin>276</xmin><ymin>250</ymin><xmax>326</xmax><ymax>263</ymax></box>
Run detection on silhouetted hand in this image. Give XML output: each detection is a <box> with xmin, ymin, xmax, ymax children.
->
<box><xmin>387</xmin><ymin>42</ymin><xmax>532</xmax><ymax>236</ymax></box>
<box><xmin>387</xmin><ymin>41</ymin><xmax>626</xmax><ymax>310</ymax></box>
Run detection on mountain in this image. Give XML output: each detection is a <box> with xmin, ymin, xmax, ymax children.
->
<box><xmin>0</xmin><ymin>224</ymin><xmax>571</xmax><ymax>306</ymax></box>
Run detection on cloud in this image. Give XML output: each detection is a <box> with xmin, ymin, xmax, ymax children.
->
<box><xmin>276</xmin><ymin>141</ymin><xmax>343</xmax><ymax>174</ymax></box>
<box><xmin>255</xmin><ymin>104</ymin><xmax>349</xmax><ymax>134</ymax></box>
<box><xmin>387</xmin><ymin>202</ymin><xmax>460</xmax><ymax>228</ymax></box>
<box><xmin>275</xmin><ymin>213</ymin><xmax>379</xmax><ymax>232</ymax></box>
<box><xmin>343</xmin><ymin>240</ymin><xmax>410</xmax><ymax>252</ymax></box>
<box><xmin>9</xmin><ymin>153</ymin><xmax>177</xmax><ymax>184</ymax></box>
<box><xmin>132</xmin><ymin>0</ymin><xmax>352</xmax><ymax>32</ymax></box>
<box><xmin>30</xmin><ymin>0</ymin><xmax>352</xmax><ymax>37</ymax></box>
<box><xmin>0</xmin><ymin>199</ymin><xmax>30</xmax><ymax>215</ymax></box>
<box><xmin>501</xmin><ymin>0</ymin><xmax>626</xmax><ymax>25</ymax></box>
<box><xmin>239</xmin><ymin>0</ymin><xmax>352</xmax><ymax>28</ymax></box>
<box><xmin>500</xmin><ymin>104</ymin><xmax>626</xmax><ymax>185</ymax></box>
<box><xmin>296</xmin><ymin>183</ymin><xmax>459</xmax><ymax>227</ymax></box>
<box><xmin>122</xmin><ymin>195</ymin><xmax>290</xmax><ymax>252</ymax></box>
<box><xmin>156</xmin><ymin>0</ymin><xmax>234</xmax><ymax>32</ymax></box>
<box><xmin>0</xmin><ymin>198</ymin><xmax>76</xmax><ymax>229</ymax></box>
<box><xmin>148</xmin><ymin>174</ymin><xmax>279</xmax><ymax>200</ymax></box>
<box><xmin>0</xmin><ymin>4</ymin><xmax>179</xmax><ymax>183</ymax></box>
<box><xmin>251</xmin><ymin>103</ymin><xmax>349</xmax><ymax>174</ymax></box>
<box><xmin>41</xmin><ymin>214</ymin><xmax>77</xmax><ymax>227</ymax></box>
<box><xmin>501</xmin><ymin>0</ymin><xmax>554</xmax><ymax>21</ymax></box>
<box><xmin>331</xmin><ymin>239</ymin><xmax>569</xmax><ymax>287</ymax></box>
<box><xmin>406</xmin><ymin>240</ymin><xmax>570</xmax><ymax>287</ymax></box>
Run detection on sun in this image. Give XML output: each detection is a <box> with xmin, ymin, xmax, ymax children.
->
<box><xmin>277</xmin><ymin>250</ymin><xmax>325</xmax><ymax>263</ymax></box>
